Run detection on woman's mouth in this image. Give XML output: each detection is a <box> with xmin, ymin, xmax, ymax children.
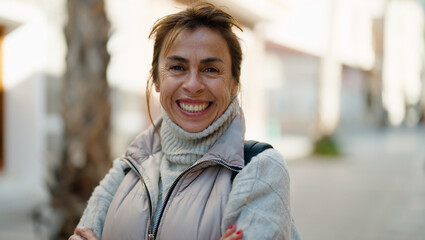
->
<box><xmin>177</xmin><ymin>100</ymin><xmax>211</xmax><ymax>114</ymax></box>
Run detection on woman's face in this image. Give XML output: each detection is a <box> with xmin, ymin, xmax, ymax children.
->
<box><xmin>156</xmin><ymin>27</ymin><xmax>237</xmax><ymax>133</ymax></box>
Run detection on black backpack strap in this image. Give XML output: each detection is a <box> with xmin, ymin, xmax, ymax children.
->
<box><xmin>243</xmin><ymin>140</ymin><xmax>273</xmax><ymax>165</ymax></box>
<box><xmin>231</xmin><ymin>140</ymin><xmax>273</xmax><ymax>181</ymax></box>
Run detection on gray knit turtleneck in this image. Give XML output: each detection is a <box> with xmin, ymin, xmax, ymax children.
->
<box><xmin>152</xmin><ymin>99</ymin><xmax>239</xmax><ymax>223</ymax></box>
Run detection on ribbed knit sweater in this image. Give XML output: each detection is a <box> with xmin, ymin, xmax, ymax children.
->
<box><xmin>153</xmin><ymin>99</ymin><xmax>238</xmax><ymax>223</ymax></box>
<box><xmin>77</xmin><ymin>98</ymin><xmax>301</xmax><ymax>240</ymax></box>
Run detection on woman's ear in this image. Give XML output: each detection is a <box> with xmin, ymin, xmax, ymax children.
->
<box><xmin>230</xmin><ymin>79</ymin><xmax>239</xmax><ymax>96</ymax></box>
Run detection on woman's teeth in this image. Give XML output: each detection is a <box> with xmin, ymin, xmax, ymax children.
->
<box><xmin>179</xmin><ymin>102</ymin><xmax>209</xmax><ymax>112</ymax></box>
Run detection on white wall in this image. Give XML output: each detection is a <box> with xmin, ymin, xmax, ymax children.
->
<box><xmin>0</xmin><ymin>0</ymin><xmax>48</xmax><ymax>213</ymax></box>
<box><xmin>382</xmin><ymin>0</ymin><xmax>425</xmax><ymax>126</ymax></box>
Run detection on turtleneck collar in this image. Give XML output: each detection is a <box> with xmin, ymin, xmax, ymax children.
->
<box><xmin>160</xmin><ymin>99</ymin><xmax>239</xmax><ymax>165</ymax></box>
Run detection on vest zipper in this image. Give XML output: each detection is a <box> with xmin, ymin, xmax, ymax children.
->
<box><xmin>120</xmin><ymin>157</ymin><xmax>155</xmax><ymax>239</ymax></box>
<box><xmin>151</xmin><ymin>159</ymin><xmax>241</xmax><ymax>239</ymax></box>
<box><xmin>122</xmin><ymin>156</ymin><xmax>241</xmax><ymax>239</ymax></box>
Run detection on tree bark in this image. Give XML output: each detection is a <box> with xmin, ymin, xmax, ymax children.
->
<box><xmin>52</xmin><ymin>0</ymin><xmax>111</xmax><ymax>238</ymax></box>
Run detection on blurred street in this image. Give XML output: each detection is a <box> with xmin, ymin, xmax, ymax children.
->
<box><xmin>289</xmin><ymin>126</ymin><xmax>425</xmax><ymax>240</ymax></box>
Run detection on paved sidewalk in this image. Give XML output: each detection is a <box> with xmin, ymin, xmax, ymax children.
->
<box><xmin>288</xmin><ymin>126</ymin><xmax>425</xmax><ymax>240</ymax></box>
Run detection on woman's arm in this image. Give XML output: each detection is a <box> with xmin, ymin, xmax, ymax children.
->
<box><xmin>76</xmin><ymin>158</ymin><xmax>127</xmax><ymax>239</ymax></box>
<box><xmin>222</xmin><ymin>149</ymin><xmax>300</xmax><ymax>239</ymax></box>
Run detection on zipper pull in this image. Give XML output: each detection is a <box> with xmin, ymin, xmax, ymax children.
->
<box><xmin>148</xmin><ymin>233</ymin><xmax>155</xmax><ymax>240</ymax></box>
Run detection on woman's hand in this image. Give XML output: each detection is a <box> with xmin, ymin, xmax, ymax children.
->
<box><xmin>220</xmin><ymin>224</ymin><xmax>243</xmax><ymax>240</ymax></box>
<box><xmin>68</xmin><ymin>227</ymin><xmax>98</xmax><ymax>240</ymax></box>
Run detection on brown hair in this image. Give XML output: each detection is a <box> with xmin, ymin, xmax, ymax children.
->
<box><xmin>146</xmin><ymin>2</ymin><xmax>243</xmax><ymax>134</ymax></box>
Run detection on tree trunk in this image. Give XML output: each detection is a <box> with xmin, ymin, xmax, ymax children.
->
<box><xmin>52</xmin><ymin>0</ymin><xmax>111</xmax><ymax>238</ymax></box>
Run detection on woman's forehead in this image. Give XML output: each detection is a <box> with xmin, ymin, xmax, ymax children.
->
<box><xmin>160</xmin><ymin>27</ymin><xmax>230</xmax><ymax>60</ymax></box>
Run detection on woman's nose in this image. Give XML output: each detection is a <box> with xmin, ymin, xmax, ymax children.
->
<box><xmin>182</xmin><ymin>71</ymin><xmax>204</xmax><ymax>94</ymax></box>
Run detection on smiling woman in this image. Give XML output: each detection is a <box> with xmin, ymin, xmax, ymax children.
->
<box><xmin>156</xmin><ymin>27</ymin><xmax>237</xmax><ymax>133</ymax></box>
<box><xmin>69</xmin><ymin>2</ymin><xmax>301</xmax><ymax>240</ymax></box>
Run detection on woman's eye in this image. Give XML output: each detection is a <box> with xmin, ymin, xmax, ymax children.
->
<box><xmin>170</xmin><ymin>65</ymin><xmax>184</xmax><ymax>71</ymax></box>
<box><xmin>204</xmin><ymin>67</ymin><xmax>218</xmax><ymax>73</ymax></box>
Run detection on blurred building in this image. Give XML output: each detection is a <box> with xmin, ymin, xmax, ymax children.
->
<box><xmin>0</xmin><ymin>0</ymin><xmax>424</xmax><ymax>238</ymax></box>
<box><xmin>0</xmin><ymin>0</ymin><xmax>55</xmax><ymax>238</ymax></box>
<box><xmin>383</xmin><ymin>0</ymin><xmax>425</xmax><ymax>126</ymax></box>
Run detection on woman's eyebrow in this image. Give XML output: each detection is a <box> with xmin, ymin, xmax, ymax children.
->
<box><xmin>200</xmin><ymin>57</ymin><xmax>224</xmax><ymax>64</ymax></box>
<box><xmin>167</xmin><ymin>55</ymin><xmax>188</xmax><ymax>62</ymax></box>
<box><xmin>166</xmin><ymin>56</ymin><xmax>224</xmax><ymax>64</ymax></box>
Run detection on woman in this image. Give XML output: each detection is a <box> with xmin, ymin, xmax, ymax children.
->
<box><xmin>69</xmin><ymin>2</ymin><xmax>300</xmax><ymax>240</ymax></box>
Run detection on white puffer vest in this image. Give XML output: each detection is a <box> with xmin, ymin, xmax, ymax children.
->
<box><xmin>102</xmin><ymin>115</ymin><xmax>245</xmax><ymax>240</ymax></box>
